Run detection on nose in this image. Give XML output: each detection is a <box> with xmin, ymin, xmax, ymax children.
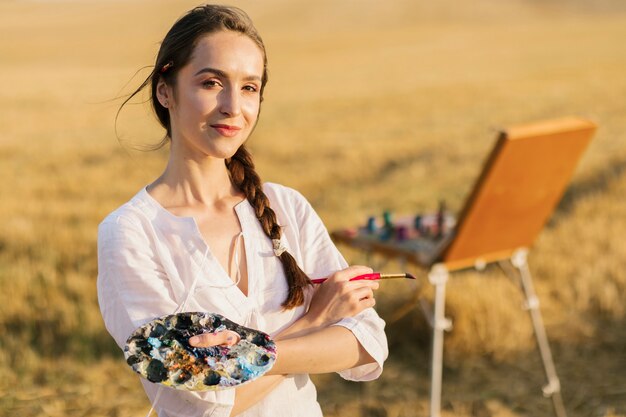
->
<box><xmin>218</xmin><ymin>87</ymin><xmax>241</xmax><ymax>118</ymax></box>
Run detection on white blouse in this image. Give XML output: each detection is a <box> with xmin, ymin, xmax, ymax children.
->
<box><xmin>97</xmin><ymin>183</ymin><xmax>388</xmax><ymax>417</ymax></box>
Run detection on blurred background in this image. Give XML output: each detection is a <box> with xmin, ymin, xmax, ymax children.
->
<box><xmin>1</xmin><ymin>0</ymin><xmax>625</xmax><ymax>416</ymax></box>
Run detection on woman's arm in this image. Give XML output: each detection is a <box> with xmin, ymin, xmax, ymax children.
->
<box><xmin>219</xmin><ymin>265</ymin><xmax>378</xmax><ymax>416</ymax></box>
<box><xmin>276</xmin><ymin>265</ymin><xmax>379</xmax><ymax>339</ymax></box>
<box><xmin>98</xmin><ymin>215</ymin><xmax>237</xmax><ymax>415</ymax></box>
<box><xmin>227</xmin><ymin>327</ymin><xmax>370</xmax><ymax>417</ymax></box>
<box><xmin>229</xmin><ymin>375</ymin><xmax>286</xmax><ymax>417</ymax></box>
<box><xmin>272</xmin><ymin>265</ymin><xmax>379</xmax><ymax>373</ymax></box>
<box><xmin>271</xmin><ymin>325</ymin><xmax>374</xmax><ymax>374</ymax></box>
<box><xmin>222</xmin><ymin>326</ymin><xmax>369</xmax><ymax>417</ymax></box>
<box><xmin>191</xmin><ymin>265</ymin><xmax>380</xmax><ymax>373</ymax></box>
<box><xmin>227</xmin><ymin>324</ymin><xmax>374</xmax><ymax>416</ymax></box>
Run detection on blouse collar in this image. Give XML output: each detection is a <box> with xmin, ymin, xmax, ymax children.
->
<box><xmin>135</xmin><ymin>185</ymin><xmax>250</xmax><ymax>224</ymax></box>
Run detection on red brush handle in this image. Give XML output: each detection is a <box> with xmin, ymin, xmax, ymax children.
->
<box><xmin>311</xmin><ymin>273</ymin><xmax>381</xmax><ymax>285</ymax></box>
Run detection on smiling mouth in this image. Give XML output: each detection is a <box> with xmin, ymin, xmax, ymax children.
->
<box><xmin>210</xmin><ymin>124</ymin><xmax>241</xmax><ymax>137</ymax></box>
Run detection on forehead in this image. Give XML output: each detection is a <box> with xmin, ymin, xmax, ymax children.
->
<box><xmin>186</xmin><ymin>31</ymin><xmax>264</xmax><ymax>78</ymax></box>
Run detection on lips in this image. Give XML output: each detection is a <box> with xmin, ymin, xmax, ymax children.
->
<box><xmin>210</xmin><ymin>124</ymin><xmax>241</xmax><ymax>138</ymax></box>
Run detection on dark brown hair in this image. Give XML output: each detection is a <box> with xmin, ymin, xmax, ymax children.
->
<box><xmin>119</xmin><ymin>4</ymin><xmax>311</xmax><ymax>309</ymax></box>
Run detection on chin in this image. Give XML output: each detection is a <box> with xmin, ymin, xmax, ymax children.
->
<box><xmin>210</xmin><ymin>145</ymin><xmax>243</xmax><ymax>160</ymax></box>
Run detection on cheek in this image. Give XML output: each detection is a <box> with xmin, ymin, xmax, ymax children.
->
<box><xmin>242</xmin><ymin>98</ymin><xmax>261</xmax><ymax>123</ymax></box>
<box><xmin>190</xmin><ymin>92</ymin><xmax>217</xmax><ymax>114</ymax></box>
<box><xmin>176</xmin><ymin>88</ymin><xmax>214</xmax><ymax>115</ymax></box>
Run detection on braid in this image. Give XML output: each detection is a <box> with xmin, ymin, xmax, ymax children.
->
<box><xmin>226</xmin><ymin>146</ymin><xmax>312</xmax><ymax>309</ymax></box>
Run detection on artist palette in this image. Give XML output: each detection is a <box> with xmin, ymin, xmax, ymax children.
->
<box><xmin>124</xmin><ymin>312</ymin><xmax>277</xmax><ymax>391</ymax></box>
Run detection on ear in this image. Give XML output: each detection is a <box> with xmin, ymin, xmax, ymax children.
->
<box><xmin>156</xmin><ymin>78</ymin><xmax>174</xmax><ymax>108</ymax></box>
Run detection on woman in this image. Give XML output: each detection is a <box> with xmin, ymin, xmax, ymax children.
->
<box><xmin>97</xmin><ymin>5</ymin><xmax>388</xmax><ymax>417</ymax></box>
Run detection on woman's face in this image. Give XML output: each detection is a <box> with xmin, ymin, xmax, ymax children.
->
<box><xmin>159</xmin><ymin>31</ymin><xmax>264</xmax><ymax>160</ymax></box>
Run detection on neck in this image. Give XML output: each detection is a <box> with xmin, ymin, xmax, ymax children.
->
<box><xmin>149</xmin><ymin>141</ymin><xmax>243</xmax><ymax>208</ymax></box>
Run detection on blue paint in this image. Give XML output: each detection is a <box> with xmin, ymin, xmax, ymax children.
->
<box><xmin>237</xmin><ymin>357</ymin><xmax>269</xmax><ymax>379</ymax></box>
<box><xmin>148</xmin><ymin>337</ymin><xmax>162</xmax><ymax>348</ymax></box>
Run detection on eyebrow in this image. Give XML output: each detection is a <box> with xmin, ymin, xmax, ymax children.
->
<box><xmin>193</xmin><ymin>67</ymin><xmax>262</xmax><ymax>82</ymax></box>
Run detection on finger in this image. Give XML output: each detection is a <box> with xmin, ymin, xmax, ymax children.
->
<box><xmin>189</xmin><ymin>330</ymin><xmax>240</xmax><ymax>347</ymax></box>
<box><xmin>337</xmin><ymin>280</ymin><xmax>377</xmax><ymax>298</ymax></box>
<box><xmin>331</xmin><ymin>265</ymin><xmax>374</xmax><ymax>282</ymax></box>
<box><xmin>349</xmin><ymin>291</ymin><xmax>377</xmax><ymax>315</ymax></box>
<box><xmin>337</xmin><ymin>280</ymin><xmax>377</xmax><ymax>296</ymax></box>
<box><xmin>347</xmin><ymin>286</ymin><xmax>375</xmax><ymax>304</ymax></box>
<box><xmin>361</xmin><ymin>297</ymin><xmax>376</xmax><ymax>309</ymax></box>
<box><xmin>345</xmin><ymin>280</ymin><xmax>379</xmax><ymax>291</ymax></box>
<box><xmin>357</xmin><ymin>290</ymin><xmax>376</xmax><ymax>306</ymax></box>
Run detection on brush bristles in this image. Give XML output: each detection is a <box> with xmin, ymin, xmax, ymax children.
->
<box><xmin>379</xmin><ymin>273</ymin><xmax>416</xmax><ymax>280</ymax></box>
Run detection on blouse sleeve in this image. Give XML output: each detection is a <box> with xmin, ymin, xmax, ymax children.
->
<box><xmin>290</xmin><ymin>188</ymin><xmax>389</xmax><ymax>382</ymax></box>
<box><xmin>97</xmin><ymin>214</ymin><xmax>234</xmax><ymax>417</ymax></box>
<box><xmin>97</xmin><ymin>214</ymin><xmax>178</xmax><ymax>348</ymax></box>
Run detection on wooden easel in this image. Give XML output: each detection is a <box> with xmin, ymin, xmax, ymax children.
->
<box><xmin>331</xmin><ymin>117</ymin><xmax>597</xmax><ymax>417</ymax></box>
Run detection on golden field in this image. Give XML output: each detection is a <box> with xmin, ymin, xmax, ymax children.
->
<box><xmin>1</xmin><ymin>0</ymin><xmax>625</xmax><ymax>416</ymax></box>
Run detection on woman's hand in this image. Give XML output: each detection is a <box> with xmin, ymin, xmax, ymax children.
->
<box><xmin>306</xmin><ymin>265</ymin><xmax>379</xmax><ymax>327</ymax></box>
<box><xmin>188</xmin><ymin>329</ymin><xmax>241</xmax><ymax>348</ymax></box>
<box><xmin>269</xmin><ymin>266</ymin><xmax>381</xmax><ymax>374</ymax></box>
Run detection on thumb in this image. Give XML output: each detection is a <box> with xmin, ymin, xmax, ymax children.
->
<box><xmin>189</xmin><ymin>330</ymin><xmax>240</xmax><ymax>348</ymax></box>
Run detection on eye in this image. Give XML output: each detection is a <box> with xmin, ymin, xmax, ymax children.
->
<box><xmin>201</xmin><ymin>79</ymin><xmax>221</xmax><ymax>89</ymax></box>
<box><xmin>243</xmin><ymin>84</ymin><xmax>259</xmax><ymax>93</ymax></box>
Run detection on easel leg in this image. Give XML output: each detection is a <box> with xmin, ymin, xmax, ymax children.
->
<box><xmin>510</xmin><ymin>249</ymin><xmax>567</xmax><ymax>417</ymax></box>
<box><xmin>428</xmin><ymin>264</ymin><xmax>452</xmax><ymax>417</ymax></box>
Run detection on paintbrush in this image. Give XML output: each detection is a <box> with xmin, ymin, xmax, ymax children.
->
<box><xmin>311</xmin><ymin>272</ymin><xmax>416</xmax><ymax>285</ymax></box>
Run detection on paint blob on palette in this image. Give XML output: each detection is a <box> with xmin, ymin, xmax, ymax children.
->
<box><xmin>124</xmin><ymin>312</ymin><xmax>277</xmax><ymax>391</ymax></box>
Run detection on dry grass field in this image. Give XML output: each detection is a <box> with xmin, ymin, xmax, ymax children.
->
<box><xmin>1</xmin><ymin>0</ymin><xmax>625</xmax><ymax>416</ymax></box>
